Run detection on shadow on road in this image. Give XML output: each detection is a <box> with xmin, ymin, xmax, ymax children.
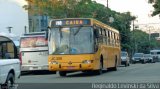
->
<box><xmin>66</xmin><ymin>70</ymin><xmax>115</xmax><ymax>77</ymax></box>
<box><xmin>21</xmin><ymin>71</ymin><xmax>56</xmax><ymax>76</ymax></box>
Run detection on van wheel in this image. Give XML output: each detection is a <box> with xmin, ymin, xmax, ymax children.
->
<box><xmin>1</xmin><ymin>73</ymin><xmax>15</xmax><ymax>89</ymax></box>
<box><xmin>59</xmin><ymin>71</ymin><xmax>67</xmax><ymax>77</ymax></box>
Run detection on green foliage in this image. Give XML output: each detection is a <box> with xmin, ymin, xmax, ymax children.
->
<box><xmin>131</xmin><ymin>29</ymin><xmax>160</xmax><ymax>53</ymax></box>
<box><xmin>148</xmin><ymin>0</ymin><xmax>160</xmax><ymax>16</ymax></box>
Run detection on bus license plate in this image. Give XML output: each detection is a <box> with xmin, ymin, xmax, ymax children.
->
<box><xmin>68</xmin><ymin>66</ymin><xmax>74</xmax><ymax>69</ymax></box>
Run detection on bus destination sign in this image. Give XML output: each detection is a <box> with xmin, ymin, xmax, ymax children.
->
<box><xmin>51</xmin><ymin>19</ymin><xmax>91</xmax><ymax>27</ymax></box>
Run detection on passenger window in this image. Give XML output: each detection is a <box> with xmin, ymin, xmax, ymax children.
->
<box><xmin>0</xmin><ymin>38</ymin><xmax>16</xmax><ymax>59</ymax></box>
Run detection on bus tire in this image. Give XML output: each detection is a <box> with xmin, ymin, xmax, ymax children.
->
<box><xmin>59</xmin><ymin>71</ymin><xmax>67</xmax><ymax>77</ymax></box>
<box><xmin>1</xmin><ymin>73</ymin><xmax>15</xmax><ymax>89</ymax></box>
<box><xmin>112</xmin><ymin>56</ymin><xmax>117</xmax><ymax>71</ymax></box>
<box><xmin>94</xmin><ymin>58</ymin><xmax>103</xmax><ymax>75</ymax></box>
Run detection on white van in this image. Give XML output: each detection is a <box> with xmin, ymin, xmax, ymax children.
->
<box><xmin>0</xmin><ymin>35</ymin><xmax>20</xmax><ymax>89</ymax></box>
<box><xmin>150</xmin><ymin>50</ymin><xmax>160</xmax><ymax>62</ymax></box>
<box><xmin>20</xmin><ymin>32</ymin><xmax>49</xmax><ymax>72</ymax></box>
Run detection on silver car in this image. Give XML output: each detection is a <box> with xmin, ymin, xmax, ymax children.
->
<box><xmin>144</xmin><ymin>54</ymin><xmax>154</xmax><ymax>63</ymax></box>
<box><xmin>132</xmin><ymin>53</ymin><xmax>146</xmax><ymax>64</ymax></box>
<box><xmin>121</xmin><ymin>51</ymin><xmax>130</xmax><ymax>67</ymax></box>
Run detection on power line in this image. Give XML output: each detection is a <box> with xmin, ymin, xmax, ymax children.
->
<box><xmin>135</xmin><ymin>23</ymin><xmax>160</xmax><ymax>25</ymax></box>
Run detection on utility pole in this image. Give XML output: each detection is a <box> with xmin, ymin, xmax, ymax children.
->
<box><xmin>148</xmin><ymin>26</ymin><xmax>154</xmax><ymax>51</ymax></box>
<box><xmin>132</xmin><ymin>20</ymin><xmax>136</xmax><ymax>53</ymax></box>
<box><xmin>107</xmin><ymin>0</ymin><xmax>109</xmax><ymax>8</ymax></box>
<box><xmin>7</xmin><ymin>27</ymin><xmax>13</xmax><ymax>33</ymax></box>
<box><xmin>24</xmin><ymin>26</ymin><xmax>27</xmax><ymax>34</ymax></box>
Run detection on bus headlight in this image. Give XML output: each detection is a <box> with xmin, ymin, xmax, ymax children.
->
<box><xmin>50</xmin><ymin>61</ymin><xmax>59</xmax><ymax>64</ymax></box>
<box><xmin>82</xmin><ymin>60</ymin><xmax>92</xmax><ymax>64</ymax></box>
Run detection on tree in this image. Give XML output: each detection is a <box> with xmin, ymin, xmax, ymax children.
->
<box><xmin>148</xmin><ymin>0</ymin><xmax>160</xmax><ymax>16</ymax></box>
<box><xmin>131</xmin><ymin>29</ymin><xmax>160</xmax><ymax>53</ymax></box>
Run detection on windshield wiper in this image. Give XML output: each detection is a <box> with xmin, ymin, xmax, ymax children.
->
<box><xmin>59</xmin><ymin>27</ymin><xmax>63</xmax><ymax>38</ymax></box>
<box><xmin>74</xmin><ymin>26</ymin><xmax>83</xmax><ymax>36</ymax></box>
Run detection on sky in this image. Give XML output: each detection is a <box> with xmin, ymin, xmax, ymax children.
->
<box><xmin>0</xmin><ymin>0</ymin><xmax>28</xmax><ymax>35</ymax></box>
<box><xmin>0</xmin><ymin>0</ymin><xmax>160</xmax><ymax>35</ymax></box>
<box><xmin>95</xmin><ymin>0</ymin><xmax>160</xmax><ymax>33</ymax></box>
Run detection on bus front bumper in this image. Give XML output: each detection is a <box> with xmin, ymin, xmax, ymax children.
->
<box><xmin>49</xmin><ymin>63</ymin><xmax>94</xmax><ymax>71</ymax></box>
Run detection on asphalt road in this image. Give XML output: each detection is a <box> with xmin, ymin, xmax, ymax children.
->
<box><xmin>15</xmin><ymin>63</ymin><xmax>160</xmax><ymax>89</ymax></box>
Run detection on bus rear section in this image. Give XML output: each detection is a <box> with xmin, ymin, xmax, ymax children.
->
<box><xmin>20</xmin><ymin>35</ymin><xmax>49</xmax><ymax>72</ymax></box>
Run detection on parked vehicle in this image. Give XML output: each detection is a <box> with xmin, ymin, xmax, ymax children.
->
<box><xmin>20</xmin><ymin>32</ymin><xmax>49</xmax><ymax>72</ymax></box>
<box><xmin>150</xmin><ymin>50</ymin><xmax>160</xmax><ymax>62</ymax></box>
<box><xmin>121</xmin><ymin>51</ymin><xmax>130</xmax><ymax>67</ymax></box>
<box><xmin>0</xmin><ymin>35</ymin><xmax>21</xmax><ymax>89</ymax></box>
<box><xmin>144</xmin><ymin>54</ymin><xmax>154</xmax><ymax>63</ymax></box>
<box><xmin>132</xmin><ymin>53</ymin><xmax>146</xmax><ymax>64</ymax></box>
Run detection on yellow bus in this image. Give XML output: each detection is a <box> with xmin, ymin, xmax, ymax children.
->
<box><xmin>48</xmin><ymin>18</ymin><xmax>121</xmax><ymax>76</ymax></box>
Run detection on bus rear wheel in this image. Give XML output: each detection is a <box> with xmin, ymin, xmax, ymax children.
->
<box><xmin>111</xmin><ymin>57</ymin><xmax>117</xmax><ymax>71</ymax></box>
<box><xmin>59</xmin><ymin>71</ymin><xmax>67</xmax><ymax>77</ymax></box>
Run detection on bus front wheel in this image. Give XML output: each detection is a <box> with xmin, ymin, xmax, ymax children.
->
<box><xmin>59</xmin><ymin>71</ymin><xmax>67</xmax><ymax>77</ymax></box>
<box><xmin>94</xmin><ymin>60</ymin><xmax>103</xmax><ymax>75</ymax></box>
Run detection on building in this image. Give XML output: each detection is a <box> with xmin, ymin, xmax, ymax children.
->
<box><xmin>28</xmin><ymin>15</ymin><xmax>49</xmax><ymax>32</ymax></box>
<box><xmin>26</xmin><ymin>0</ymin><xmax>49</xmax><ymax>32</ymax></box>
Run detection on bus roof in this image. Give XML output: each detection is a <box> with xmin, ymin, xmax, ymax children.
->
<box><xmin>21</xmin><ymin>32</ymin><xmax>46</xmax><ymax>37</ymax></box>
<box><xmin>49</xmin><ymin>18</ymin><xmax>119</xmax><ymax>34</ymax></box>
<box><xmin>91</xmin><ymin>18</ymin><xmax>119</xmax><ymax>34</ymax></box>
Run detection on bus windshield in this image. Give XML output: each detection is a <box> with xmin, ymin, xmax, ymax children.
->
<box><xmin>20</xmin><ymin>36</ymin><xmax>47</xmax><ymax>48</ymax></box>
<box><xmin>49</xmin><ymin>26</ymin><xmax>94</xmax><ymax>54</ymax></box>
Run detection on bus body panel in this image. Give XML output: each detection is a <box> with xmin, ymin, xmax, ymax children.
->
<box><xmin>49</xmin><ymin>45</ymin><xmax>120</xmax><ymax>71</ymax></box>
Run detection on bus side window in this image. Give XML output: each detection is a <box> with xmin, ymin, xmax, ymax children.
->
<box><xmin>113</xmin><ymin>33</ymin><xmax>116</xmax><ymax>46</ymax></box>
<box><xmin>108</xmin><ymin>31</ymin><xmax>110</xmax><ymax>45</ymax></box>
<box><xmin>111</xmin><ymin>32</ymin><xmax>114</xmax><ymax>46</ymax></box>
<box><xmin>93</xmin><ymin>26</ymin><xmax>99</xmax><ymax>52</ymax></box>
<box><xmin>102</xmin><ymin>29</ymin><xmax>106</xmax><ymax>44</ymax></box>
<box><xmin>99</xmin><ymin>28</ymin><xmax>103</xmax><ymax>44</ymax></box>
<box><xmin>117</xmin><ymin>34</ymin><xmax>119</xmax><ymax>46</ymax></box>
